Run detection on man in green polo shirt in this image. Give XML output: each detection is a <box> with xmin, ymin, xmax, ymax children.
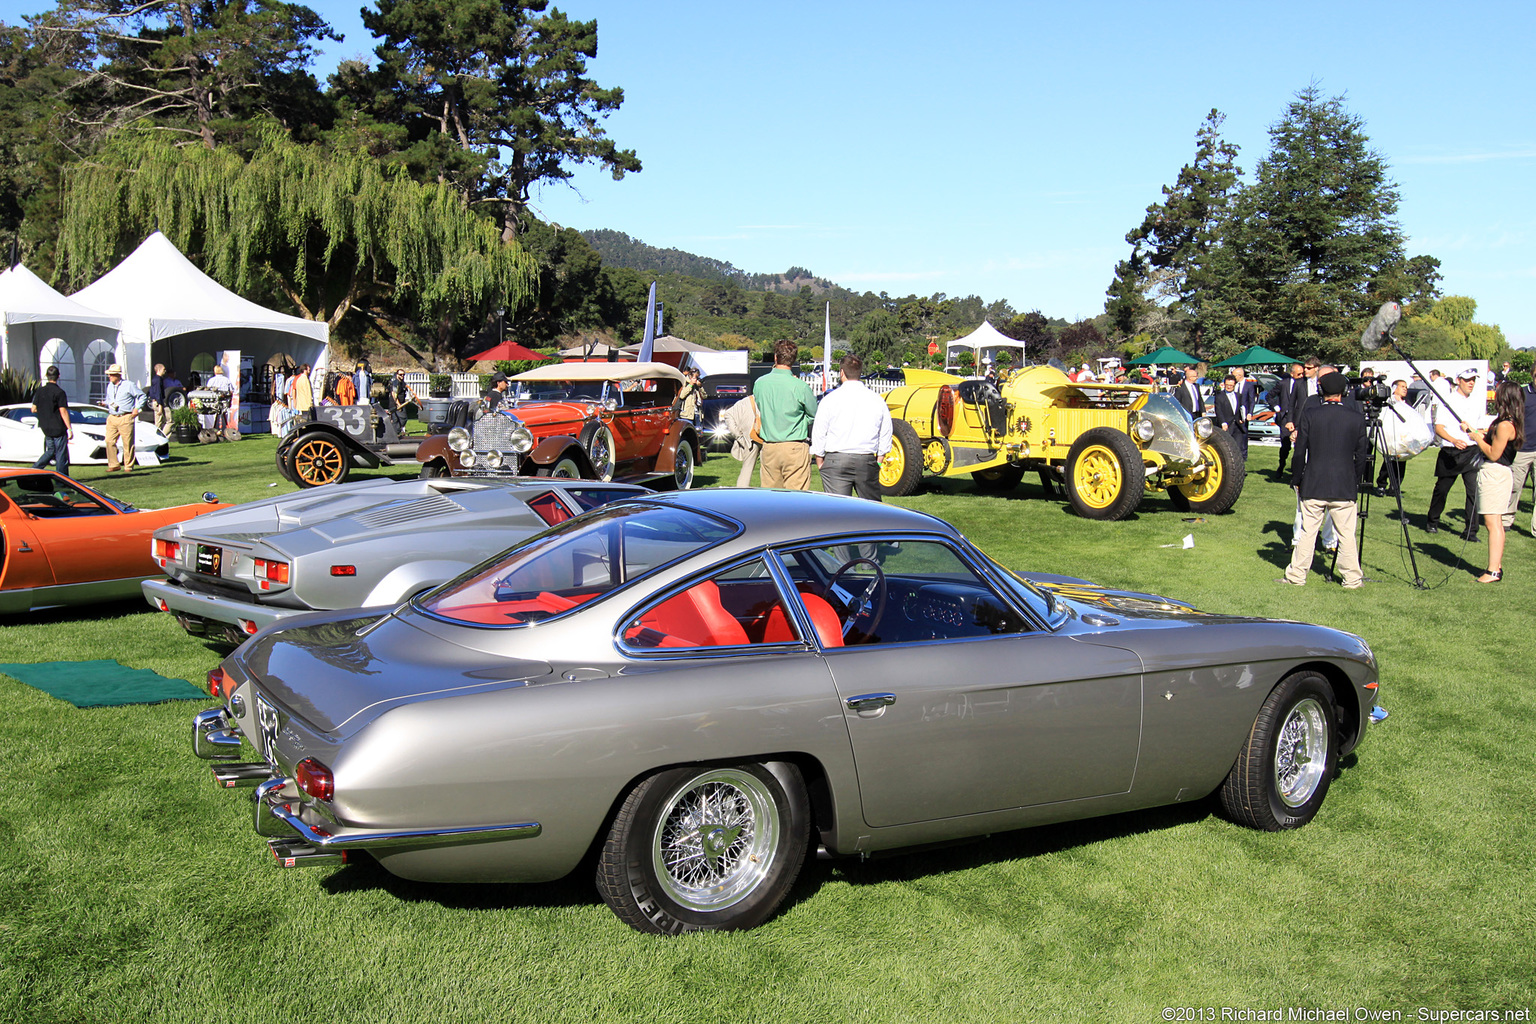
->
<box><xmin>752</xmin><ymin>339</ymin><xmax>818</xmax><ymax>489</ymax></box>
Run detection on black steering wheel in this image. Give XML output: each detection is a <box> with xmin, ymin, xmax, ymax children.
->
<box><xmin>827</xmin><ymin>557</ymin><xmax>887</xmax><ymax>642</ymax></box>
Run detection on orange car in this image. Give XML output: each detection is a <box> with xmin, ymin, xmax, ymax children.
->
<box><xmin>0</xmin><ymin>469</ymin><xmax>227</xmax><ymax>614</ymax></box>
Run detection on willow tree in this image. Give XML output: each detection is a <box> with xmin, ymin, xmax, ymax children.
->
<box><xmin>58</xmin><ymin>122</ymin><xmax>537</xmax><ymax>365</ymax></box>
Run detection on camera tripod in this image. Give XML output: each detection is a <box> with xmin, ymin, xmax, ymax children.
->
<box><xmin>1329</xmin><ymin>402</ymin><xmax>1427</xmax><ymax>588</ymax></box>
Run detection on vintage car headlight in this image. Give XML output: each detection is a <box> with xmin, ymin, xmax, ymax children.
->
<box><xmin>485</xmin><ymin>450</ymin><xmax>505</xmax><ymax>470</ymax></box>
<box><xmin>447</xmin><ymin>427</ymin><xmax>472</xmax><ymax>453</ymax></box>
<box><xmin>603</xmin><ymin>397</ymin><xmax>619</xmax><ymax>412</ymax></box>
<box><xmin>508</xmin><ymin>422</ymin><xmax>534</xmax><ymax>454</ymax></box>
<box><xmin>1134</xmin><ymin>417</ymin><xmax>1157</xmax><ymax>442</ymax></box>
<box><xmin>1194</xmin><ymin>417</ymin><xmax>1214</xmax><ymax>440</ymax></box>
<box><xmin>460</xmin><ymin>449</ymin><xmax>477</xmax><ymax>468</ymax></box>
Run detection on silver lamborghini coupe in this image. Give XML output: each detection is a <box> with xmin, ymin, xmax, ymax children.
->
<box><xmin>191</xmin><ymin>488</ymin><xmax>1379</xmax><ymax>933</ymax></box>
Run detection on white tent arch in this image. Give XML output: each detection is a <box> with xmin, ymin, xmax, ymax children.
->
<box><xmin>71</xmin><ymin>232</ymin><xmax>328</xmax><ymax>389</ymax></box>
<box><xmin>0</xmin><ymin>264</ymin><xmax>123</xmax><ymax>393</ymax></box>
<box><xmin>944</xmin><ymin>320</ymin><xmax>1025</xmax><ymax>373</ymax></box>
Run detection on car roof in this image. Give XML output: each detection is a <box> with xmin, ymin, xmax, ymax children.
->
<box><xmin>511</xmin><ymin>361</ymin><xmax>686</xmax><ymax>384</ymax></box>
<box><xmin>635</xmin><ymin>488</ymin><xmax>957</xmax><ymax>544</ymax></box>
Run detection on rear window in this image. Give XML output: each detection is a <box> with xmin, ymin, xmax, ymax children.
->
<box><xmin>418</xmin><ymin>504</ymin><xmax>738</xmax><ymax>627</ymax></box>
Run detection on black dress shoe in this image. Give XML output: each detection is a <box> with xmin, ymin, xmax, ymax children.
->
<box><xmin>1462</xmin><ymin>530</ymin><xmax>1480</xmax><ymax>542</ymax></box>
<box><xmin>1425</xmin><ymin>522</ymin><xmax>1440</xmax><ymax>534</ymax></box>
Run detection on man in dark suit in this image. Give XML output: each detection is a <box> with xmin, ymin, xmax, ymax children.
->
<box><xmin>1277</xmin><ymin>361</ymin><xmax>1311</xmax><ymax>476</ymax></box>
<box><xmin>1174</xmin><ymin>366</ymin><xmax>1206</xmax><ymax>417</ymax></box>
<box><xmin>1282</xmin><ymin>372</ymin><xmax>1369</xmax><ymax>588</ymax></box>
<box><xmin>1214</xmin><ymin>376</ymin><xmax>1248</xmax><ymax>457</ymax></box>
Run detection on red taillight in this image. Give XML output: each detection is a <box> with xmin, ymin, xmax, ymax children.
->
<box><xmin>254</xmin><ymin>558</ymin><xmax>290</xmax><ymax>584</ymax></box>
<box><xmin>208</xmin><ymin>667</ymin><xmax>229</xmax><ymax>698</ymax></box>
<box><xmin>295</xmin><ymin>758</ymin><xmax>334</xmax><ymax>802</ymax></box>
<box><xmin>154</xmin><ymin>538</ymin><xmax>180</xmax><ymax>560</ymax></box>
<box><xmin>239</xmin><ymin>619</ymin><xmax>259</xmax><ymax>635</ymax></box>
<box><xmin>155</xmin><ymin>598</ymin><xmax>169</xmax><ymax>612</ymax></box>
<box><xmin>330</xmin><ymin>565</ymin><xmax>357</xmax><ymax>577</ymax></box>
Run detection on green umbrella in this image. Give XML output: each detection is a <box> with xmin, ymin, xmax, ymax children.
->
<box><xmin>1128</xmin><ymin>345</ymin><xmax>1198</xmax><ymax>366</ymax></box>
<box><xmin>1211</xmin><ymin>344</ymin><xmax>1295</xmax><ymax>368</ymax></box>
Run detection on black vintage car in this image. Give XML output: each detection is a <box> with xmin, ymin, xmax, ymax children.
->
<box><xmin>699</xmin><ymin>373</ymin><xmax>755</xmax><ymax>451</ymax></box>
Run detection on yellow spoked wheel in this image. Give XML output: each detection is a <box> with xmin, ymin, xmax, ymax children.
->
<box><xmin>1073</xmin><ymin>446</ymin><xmax>1122</xmax><ymax>507</ymax></box>
<box><xmin>288</xmin><ymin>433</ymin><xmax>349</xmax><ymax>488</ymax></box>
<box><xmin>879</xmin><ymin>420</ymin><xmax>924</xmax><ymax>497</ymax></box>
<box><xmin>1170</xmin><ymin>428</ymin><xmax>1245</xmax><ymax>514</ymax></box>
<box><xmin>1064</xmin><ymin>428</ymin><xmax>1145</xmax><ymax>520</ymax></box>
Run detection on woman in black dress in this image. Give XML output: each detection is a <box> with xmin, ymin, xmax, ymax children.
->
<box><xmin>1470</xmin><ymin>380</ymin><xmax>1525</xmax><ymax>582</ymax></box>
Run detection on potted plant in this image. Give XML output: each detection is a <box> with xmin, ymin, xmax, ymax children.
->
<box><xmin>170</xmin><ymin>406</ymin><xmax>199</xmax><ymax>443</ymax></box>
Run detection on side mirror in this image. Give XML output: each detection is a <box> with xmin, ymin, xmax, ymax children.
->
<box><xmin>202</xmin><ymin>492</ymin><xmax>219</xmax><ymax>503</ymax></box>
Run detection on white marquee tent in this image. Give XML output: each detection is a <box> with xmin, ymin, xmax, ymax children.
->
<box><xmin>945</xmin><ymin>320</ymin><xmax>1025</xmax><ymax>372</ymax></box>
<box><xmin>0</xmin><ymin>263</ymin><xmax>123</xmax><ymax>402</ymax></box>
<box><xmin>71</xmin><ymin>232</ymin><xmax>329</xmax><ymax>393</ymax></box>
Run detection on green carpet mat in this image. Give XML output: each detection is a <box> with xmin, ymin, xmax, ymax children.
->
<box><xmin>0</xmin><ymin>660</ymin><xmax>207</xmax><ymax>708</ymax></box>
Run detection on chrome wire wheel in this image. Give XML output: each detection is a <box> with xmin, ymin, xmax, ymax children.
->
<box><xmin>1274</xmin><ymin>697</ymin><xmax>1328</xmax><ymax>808</ymax></box>
<box><xmin>651</xmin><ymin>768</ymin><xmax>778</xmax><ymax>912</ymax></box>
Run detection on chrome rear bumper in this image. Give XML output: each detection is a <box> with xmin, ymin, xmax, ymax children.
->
<box><xmin>252</xmin><ymin>777</ymin><xmax>542</xmax><ymax>865</ymax></box>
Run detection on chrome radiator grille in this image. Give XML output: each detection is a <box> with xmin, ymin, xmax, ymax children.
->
<box><xmin>473</xmin><ymin>416</ymin><xmax>523</xmax><ymax>451</ymax></box>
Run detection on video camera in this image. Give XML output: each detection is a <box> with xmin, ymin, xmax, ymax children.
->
<box><xmin>1354</xmin><ymin>377</ymin><xmax>1391</xmax><ymax>410</ymax></box>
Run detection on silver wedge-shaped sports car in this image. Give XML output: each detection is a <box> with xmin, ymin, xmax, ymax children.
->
<box><xmin>146</xmin><ymin>477</ymin><xmax>647</xmax><ymax>645</ymax></box>
<box><xmin>192</xmin><ymin>489</ymin><xmax>1379</xmax><ymax>933</ymax></box>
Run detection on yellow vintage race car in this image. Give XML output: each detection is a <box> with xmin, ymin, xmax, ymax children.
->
<box><xmin>879</xmin><ymin>366</ymin><xmax>1245</xmax><ymax>520</ymax></box>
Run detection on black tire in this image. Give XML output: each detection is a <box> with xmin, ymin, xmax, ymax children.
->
<box><xmin>878</xmin><ymin>419</ymin><xmax>924</xmax><ymax>498</ymax></box>
<box><xmin>419</xmin><ymin>460</ymin><xmax>450</xmax><ymax>479</ymax></box>
<box><xmin>1169</xmin><ymin>427</ymin><xmax>1246</xmax><ymax>514</ymax></box>
<box><xmin>670</xmin><ymin>438</ymin><xmax>695</xmax><ymax>490</ymax></box>
<box><xmin>534</xmin><ymin>454</ymin><xmax>583</xmax><ymax>478</ymax></box>
<box><xmin>165</xmin><ymin>389</ymin><xmax>188</xmax><ymax>410</ymax></box>
<box><xmin>1218</xmin><ymin>671</ymin><xmax>1338</xmax><ymax>831</ymax></box>
<box><xmin>286</xmin><ymin>431</ymin><xmax>350</xmax><ymax>487</ymax></box>
<box><xmin>973</xmin><ymin>464</ymin><xmax>1026</xmax><ymax>492</ymax></box>
<box><xmin>579</xmin><ymin>421</ymin><xmax>617</xmax><ymax>482</ymax></box>
<box><xmin>1064</xmin><ymin>427</ymin><xmax>1145</xmax><ymax>520</ymax></box>
<box><xmin>274</xmin><ymin>448</ymin><xmax>296</xmax><ymax>484</ymax></box>
<box><xmin>595</xmin><ymin>762</ymin><xmax>810</xmax><ymax>934</ymax></box>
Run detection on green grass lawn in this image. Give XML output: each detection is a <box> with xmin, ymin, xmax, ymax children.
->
<box><xmin>2</xmin><ymin>436</ymin><xmax>1532</xmax><ymax>1023</ymax></box>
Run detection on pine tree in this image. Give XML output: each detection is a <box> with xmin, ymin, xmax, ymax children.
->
<box><xmin>1220</xmin><ymin>85</ymin><xmax>1409</xmax><ymax>361</ymax></box>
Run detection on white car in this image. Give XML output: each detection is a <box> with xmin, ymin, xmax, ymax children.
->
<box><xmin>0</xmin><ymin>404</ymin><xmax>170</xmax><ymax>466</ymax></box>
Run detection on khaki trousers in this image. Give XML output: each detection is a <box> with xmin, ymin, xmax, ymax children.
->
<box><xmin>1505</xmin><ymin>449</ymin><xmax>1536</xmax><ymax>534</ymax></box>
<box><xmin>105</xmin><ymin>413</ymin><xmax>137</xmax><ymax>470</ymax></box>
<box><xmin>1286</xmin><ymin>499</ymin><xmax>1361</xmax><ymax>587</ymax></box>
<box><xmin>759</xmin><ymin>441</ymin><xmax>811</xmax><ymax>490</ymax></box>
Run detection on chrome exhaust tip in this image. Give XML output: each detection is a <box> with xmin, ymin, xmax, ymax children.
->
<box><xmin>268</xmin><ymin>838</ymin><xmax>347</xmax><ymax>869</ymax></box>
<box><xmin>212</xmin><ymin>762</ymin><xmax>273</xmax><ymax>789</ymax></box>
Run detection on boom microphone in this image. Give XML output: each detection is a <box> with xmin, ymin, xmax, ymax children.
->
<box><xmin>1360</xmin><ymin>301</ymin><xmax>1402</xmax><ymax>352</ymax></box>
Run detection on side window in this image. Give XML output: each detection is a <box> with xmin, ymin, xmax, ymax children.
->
<box><xmin>780</xmin><ymin>539</ymin><xmax>1033</xmax><ymax>646</ymax></box>
<box><xmin>525</xmin><ymin>491</ymin><xmax>573</xmax><ymax>527</ymax></box>
<box><xmin>622</xmin><ymin>558</ymin><xmax>798</xmax><ymax>650</ymax></box>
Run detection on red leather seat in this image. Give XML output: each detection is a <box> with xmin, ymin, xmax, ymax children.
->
<box><xmin>762</xmin><ymin>592</ymin><xmax>844</xmax><ymax>648</ymax></box>
<box><xmin>628</xmin><ymin>580</ymin><xmax>748</xmax><ymax>647</ymax></box>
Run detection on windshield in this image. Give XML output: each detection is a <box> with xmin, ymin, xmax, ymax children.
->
<box><xmin>418</xmin><ymin>503</ymin><xmax>739</xmax><ymax>627</ymax></box>
<box><xmin>1137</xmin><ymin>393</ymin><xmax>1200</xmax><ymax>464</ymax></box>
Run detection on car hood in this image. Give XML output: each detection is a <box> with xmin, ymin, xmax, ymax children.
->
<box><xmin>235</xmin><ymin>609</ymin><xmax>554</xmax><ymax>736</ymax></box>
<box><xmin>1020</xmin><ymin>572</ymin><xmax>1213</xmax><ymax>623</ymax></box>
<box><xmin>505</xmin><ymin>400</ymin><xmax>599</xmax><ymax>426</ymax></box>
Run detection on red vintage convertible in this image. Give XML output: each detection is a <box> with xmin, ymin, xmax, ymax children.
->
<box><xmin>0</xmin><ymin>469</ymin><xmax>227</xmax><ymax>614</ymax></box>
<box><xmin>416</xmin><ymin>362</ymin><xmax>703</xmax><ymax>487</ymax></box>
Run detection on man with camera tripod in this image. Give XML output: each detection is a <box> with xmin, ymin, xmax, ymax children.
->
<box><xmin>1282</xmin><ymin>372</ymin><xmax>1369</xmax><ymax>589</ymax></box>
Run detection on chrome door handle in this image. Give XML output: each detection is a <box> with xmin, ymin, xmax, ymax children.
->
<box><xmin>845</xmin><ymin>692</ymin><xmax>896</xmax><ymax>712</ymax></box>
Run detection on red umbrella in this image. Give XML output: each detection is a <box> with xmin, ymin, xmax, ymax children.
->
<box><xmin>467</xmin><ymin>340</ymin><xmax>550</xmax><ymax>363</ymax></box>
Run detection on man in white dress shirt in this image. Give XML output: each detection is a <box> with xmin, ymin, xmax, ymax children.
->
<box><xmin>811</xmin><ymin>354</ymin><xmax>893</xmax><ymax>501</ymax></box>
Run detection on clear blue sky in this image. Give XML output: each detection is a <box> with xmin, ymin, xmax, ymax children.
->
<box><xmin>8</xmin><ymin>0</ymin><xmax>1533</xmax><ymax>346</ymax></box>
